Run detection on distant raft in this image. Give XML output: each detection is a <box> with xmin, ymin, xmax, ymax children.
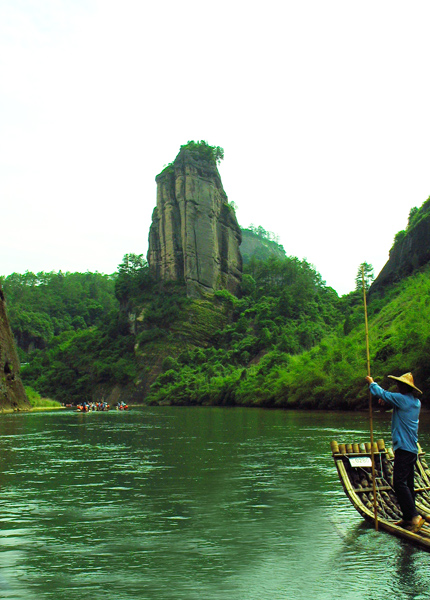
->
<box><xmin>331</xmin><ymin>439</ymin><xmax>430</xmax><ymax>551</ymax></box>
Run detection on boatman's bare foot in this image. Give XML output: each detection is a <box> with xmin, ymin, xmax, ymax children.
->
<box><xmin>406</xmin><ymin>515</ymin><xmax>425</xmax><ymax>532</ymax></box>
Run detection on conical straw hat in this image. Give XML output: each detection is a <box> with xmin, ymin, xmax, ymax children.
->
<box><xmin>388</xmin><ymin>372</ymin><xmax>422</xmax><ymax>394</ymax></box>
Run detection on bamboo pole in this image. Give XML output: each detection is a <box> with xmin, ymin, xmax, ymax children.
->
<box><xmin>362</xmin><ymin>266</ymin><xmax>379</xmax><ymax>531</ymax></box>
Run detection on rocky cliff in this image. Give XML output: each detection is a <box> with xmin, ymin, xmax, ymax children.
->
<box><xmin>370</xmin><ymin>198</ymin><xmax>430</xmax><ymax>295</ymax></box>
<box><xmin>147</xmin><ymin>144</ymin><xmax>242</xmax><ymax>297</ymax></box>
<box><xmin>0</xmin><ymin>285</ymin><xmax>29</xmax><ymax>411</ymax></box>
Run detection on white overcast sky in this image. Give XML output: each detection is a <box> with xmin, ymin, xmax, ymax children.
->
<box><xmin>1</xmin><ymin>0</ymin><xmax>430</xmax><ymax>296</ymax></box>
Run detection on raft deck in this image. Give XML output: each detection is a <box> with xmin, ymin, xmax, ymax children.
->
<box><xmin>331</xmin><ymin>439</ymin><xmax>430</xmax><ymax>551</ymax></box>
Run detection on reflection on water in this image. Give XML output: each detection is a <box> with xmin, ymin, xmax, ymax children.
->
<box><xmin>0</xmin><ymin>408</ymin><xmax>429</xmax><ymax>599</ymax></box>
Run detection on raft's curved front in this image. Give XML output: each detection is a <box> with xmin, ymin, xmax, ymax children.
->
<box><xmin>331</xmin><ymin>439</ymin><xmax>430</xmax><ymax>551</ymax></box>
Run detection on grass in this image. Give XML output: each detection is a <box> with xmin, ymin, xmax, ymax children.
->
<box><xmin>25</xmin><ymin>386</ymin><xmax>64</xmax><ymax>409</ymax></box>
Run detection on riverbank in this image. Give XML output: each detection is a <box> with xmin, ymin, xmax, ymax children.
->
<box><xmin>0</xmin><ymin>404</ymin><xmax>66</xmax><ymax>414</ymax></box>
<box><xmin>30</xmin><ymin>405</ymin><xmax>66</xmax><ymax>411</ymax></box>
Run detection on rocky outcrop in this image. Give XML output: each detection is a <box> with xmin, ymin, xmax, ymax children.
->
<box><xmin>0</xmin><ymin>285</ymin><xmax>29</xmax><ymax>411</ymax></box>
<box><xmin>147</xmin><ymin>146</ymin><xmax>242</xmax><ymax>297</ymax></box>
<box><xmin>370</xmin><ymin>201</ymin><xmax>430</xmax><ymax>295</ymax></box>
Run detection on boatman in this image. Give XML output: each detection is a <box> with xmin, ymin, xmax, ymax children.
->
<box><xmin>365</xmin><ymin>372</ymin><xmax>425</xmax><ymax>532</ymax></box>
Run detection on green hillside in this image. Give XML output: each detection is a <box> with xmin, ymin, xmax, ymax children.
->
<box><xmin>143</xmin><ymin>265</ymin><xmax>430</xmax><ymax>409</ymax></box>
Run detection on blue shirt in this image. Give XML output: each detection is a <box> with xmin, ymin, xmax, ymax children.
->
<box><xmin>369</xmin><ymin>382</ymin><xmax>421</xmax><ymax>454</ymax></box>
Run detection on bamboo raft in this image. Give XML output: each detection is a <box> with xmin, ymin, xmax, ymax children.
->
<box><xmin>331</xmin><ymin>439</ymin><xmax>430</xmax><ymax>551</ymax></box>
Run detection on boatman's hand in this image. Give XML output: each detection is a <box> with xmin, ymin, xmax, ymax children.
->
<box><xmin>365</xmin><ymin>376</ymin><xmax>374</xmax><ymax>384</ymax></box>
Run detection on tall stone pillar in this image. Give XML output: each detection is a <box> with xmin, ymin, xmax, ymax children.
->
<box><xmin>148</xmin><ymin>145</ymin><xmax>242</xmax><ymax>297</ymax></box>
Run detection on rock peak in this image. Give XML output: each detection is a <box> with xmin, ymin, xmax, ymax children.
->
<box><xmin>370</xmin><ymin>197</ymin><xmax>430</xmax><ymax>295</ymax></box>
<box><xmin>148</xmin><ymin>143</ymin><xmax>242</xmax><ymax>297</ymax></box>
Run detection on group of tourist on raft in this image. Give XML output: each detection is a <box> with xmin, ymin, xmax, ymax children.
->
<box><xmin>76</xmin><ymin>401</ymin><xmax>129</xmax><ymax>412</ymax></box>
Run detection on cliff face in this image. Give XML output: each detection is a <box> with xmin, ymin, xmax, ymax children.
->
<box><xmin>147</xmin><ymin>147</ymin><xmax>242</xmax><ymax>297</ymax></box>
<box><xmin>0</xmin><ymin>285</ymin><xmax>29</xmax><ymax>411</ymax></box>
<box><xmin>370</xmin><ymin>201</ymin><xmax>430</xmax><ymax>295</ymax></box>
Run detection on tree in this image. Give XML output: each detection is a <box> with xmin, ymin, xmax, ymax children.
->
<box><xmin>115</xmin><ymin>254</ymin><xmax>150</xmax><ymax>303</ymax></box>
<box><xmin>180</xmin><ymin>141</ymin><xmax>224</xmax><ymax>165</ymax></box>
<box><xmin>355</xmin><ymin>262</ymin><xmax>374</xmax><ymax>292</ymax></box>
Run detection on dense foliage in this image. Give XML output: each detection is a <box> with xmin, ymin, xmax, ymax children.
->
<box><xmin>1</xmin><ymin>271</ymin><xmax>117</xmax><ymax>354</ymax></box>
<box><xmin>4</xmin><ymin>259</ymin><xmax>192</xmax><ymax>403</ymax></box>
<box><xmin>146</xmin><ymin>252</ymin><xmax>343</xmax><ymax>406</ymax></box>
<box><xmin>146</xmin><ymin>265</ymin><xmax>430</xmax><ymax>409</ymax></box>
<box><xmin>0</xmin><ymin>271</ymin><xmax>130</xmax><ymax>402</ymax></box>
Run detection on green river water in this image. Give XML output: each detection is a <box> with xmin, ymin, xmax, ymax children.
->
<box><xmin>0</xmin><ymin>406</ymin><xmax>429</xmax><ymax>600</ymax></box>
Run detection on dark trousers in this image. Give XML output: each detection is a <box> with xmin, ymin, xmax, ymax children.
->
<box><xmin>393</xmin><ymin>449</ymin><xmax>419</xmax><ymax>521</ymax></box>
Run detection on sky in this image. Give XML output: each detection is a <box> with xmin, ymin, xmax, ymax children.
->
<box><xmin>1</xmin><ymin>0</ymin><xmax>430</xmax><ymax>296</ymax></box>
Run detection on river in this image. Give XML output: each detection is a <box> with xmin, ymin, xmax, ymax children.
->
<box><xmin>0</xmin><ymin>407</ymin><xmax>429</xmax><ymax>600</ymax></box>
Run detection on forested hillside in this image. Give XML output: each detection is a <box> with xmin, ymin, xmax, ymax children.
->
<box><xmin>1</xmin><ymin>271</ymin><xmax>118</xmax><ymax>354</ymax></box>
<box><xmin>0</xmin><ymin>271</ymin><xmax>124</xmax><ymax>401</ymax></box>
<box><xmin>3</xmin><ymin>198</ymin><xmax>430</xmax><ymax>408</ymax></box>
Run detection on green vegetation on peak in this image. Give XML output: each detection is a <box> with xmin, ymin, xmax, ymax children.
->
<box><xmin>178</xmin><ymin>140</ymin><xmax>224</xmax><ymax>165</ymax></box>
<box><xmin>158</xmin><ymin>140</ymin><xmax>224</xmax><ymax>177</ymax></box>
<box><xmin>391</xmin><ymin>195</ymin><xmax>430</xmax><ymax>252</ymax></box>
